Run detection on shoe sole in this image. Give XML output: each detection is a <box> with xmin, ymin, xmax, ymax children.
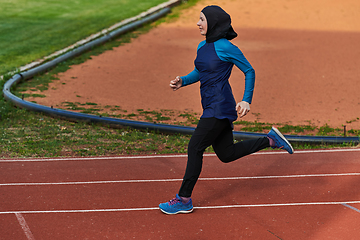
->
<box><xmin>159</xmin><ymin>208</ymin><xmax>193</xmax><ymax>215</ymax></box>
<box><xmin>272</xmin><ymin>127</ymin><xmax>294</xmax><ymax>154</ymax></box>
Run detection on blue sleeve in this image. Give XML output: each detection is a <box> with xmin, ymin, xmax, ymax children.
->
<box><xmin>181</xmin><ymin>67</ymin><xmax>200</xmax><ymax>87</ymax></box>
<box><xmin>214</xmin><ymin>39</ymin><xmax>255</xmax><ymax>104</ymax></box>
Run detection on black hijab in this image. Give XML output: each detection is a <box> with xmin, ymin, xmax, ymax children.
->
<box><xmin>201</xmin><ymin>5</ymin><xmax>237</xmax><ymax>43</ymax></box>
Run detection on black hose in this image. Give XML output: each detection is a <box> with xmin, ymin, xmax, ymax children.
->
<box><xmin>3</xmin><ymin>82</ymin><xmax>359</xmax><ymax>144</ymax></box>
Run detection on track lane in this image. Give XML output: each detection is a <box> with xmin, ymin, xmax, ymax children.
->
<box><xmin>1</xmin><ymin>149</ymin><xmax>360</xmax><ymax>239</ymax></box>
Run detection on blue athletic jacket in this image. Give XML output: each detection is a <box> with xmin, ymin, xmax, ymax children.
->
<box><xmin>181</xmin><ymin>38</ymin><xmax>255</xmax><ymax>123</ymax></box>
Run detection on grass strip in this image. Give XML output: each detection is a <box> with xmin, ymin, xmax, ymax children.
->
<box><xmin>0</xmin><ymin>0</ymin><xmax>171</xmax><ymax>76</ymax></box>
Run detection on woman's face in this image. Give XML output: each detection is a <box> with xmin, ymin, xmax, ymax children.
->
<box><xmin>197</xmin><ymin>12</ymin><xmax>207</xmax><ymax>36</ymax></box>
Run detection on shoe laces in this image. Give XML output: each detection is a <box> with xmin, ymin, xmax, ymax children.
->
<box><xmin>168</xmin><ymin>197</ymin><xmax>181</xmax><ymax>205</ymax></box>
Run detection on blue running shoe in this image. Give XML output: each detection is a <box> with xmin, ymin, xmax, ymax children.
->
<box><xmin>267</xmin><ymin>127</ymin><xmax>294</xmax><ymax>154</ymax></box>
<box><xmin>159</xmin><ymin>194</ymin><xmax>193</xmax><ymax>214</ymax></box>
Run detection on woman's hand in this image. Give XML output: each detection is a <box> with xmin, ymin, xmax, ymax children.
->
<box><xmin>236</xmin><ymin>101</ymin><xmax>250</xmax><ymax>118</ymax></box>
<box><xmin>169</xmin><ymin>76</ymin><xmax>182</xmax><ymax>91</ymax></box>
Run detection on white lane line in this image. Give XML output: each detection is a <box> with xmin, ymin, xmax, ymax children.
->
<box><xmin>255</xmin><ymin>148</ymin><xmax>360</xmax><ymax>155</ymax></box>
<box><xmin>0</xmin><ymin>148</ymin><xmax>359</xmax><ymax>162</ymax></box>
<box><xmin>0</xmin><ymin>178</ymin><xmax>179</xmax><ymax>186</ymax></box>
<box><xmin>196</xmin><ymin>200</ymin><xmax>360</xmax><ymax>210</ymax></box>
<box><xmin>15</xmin><ymin>213</ymin><xmax>36</xmax><ymax>240</ymax></box>
<box><xmin>1</xmin><ymin>172</ymin><xmax>360</xmax><ymax>186</ymax></box>
<box><xmin>0</xmin><ymin>154</ymin><xmax>191</xmax><ymax>162</ymax></box>
<box><xmin>2</xmin><ymin>200</ymin><xmax>360</xmax><ymax>215</ymax></box>
<box><xmin>342</xmin><ymin>203</ymin><xmax>360</xmax><ymax>213</ymax></box>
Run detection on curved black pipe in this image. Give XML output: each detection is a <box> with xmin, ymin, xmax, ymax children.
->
<box><xmin>2</xmin><ymin>7</ymin><xmax>359</xmax><ymax>145</ymax></box>
<box><xmin>4</xmin><ymin>83</ymin><xmax>359</xmax><ymax>144</ymax></box>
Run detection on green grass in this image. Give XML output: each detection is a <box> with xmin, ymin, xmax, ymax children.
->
<box><xmin>0</xmin><ymin>0</ymin><xmax>359</xmax><ymax>158</ymax></box>
<box><xmin>0</xmin><ymin>109</ymin><xmax>192</xmax><ymax>157</ymax></box>
<box><xmin>0</xmin><ymin>0</ymin><xmax>170</xmax><ymax>76</ymax></box>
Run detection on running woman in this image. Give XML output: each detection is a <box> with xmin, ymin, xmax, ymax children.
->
<box><xmin>159</xmin><ymin>5</ymin><xmax>293</xmax><ymax>215</ymax></box>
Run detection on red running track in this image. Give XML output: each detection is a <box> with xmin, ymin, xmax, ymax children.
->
<box><xmin>1</xmin><ymin>148</ymin><xmax>360</xmax><ymax>239</ymax></box>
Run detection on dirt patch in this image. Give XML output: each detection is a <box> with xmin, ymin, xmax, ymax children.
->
<box><xmin>26</xmin><ymin>0</ymin><xmax>360</xmax><ymax>130</ymax></box>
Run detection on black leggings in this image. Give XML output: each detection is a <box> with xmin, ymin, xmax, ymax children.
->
<box><xmin>179</xmin><ymin>117</ymin><xmax>270</xmax><ymax>197</ymax></box>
